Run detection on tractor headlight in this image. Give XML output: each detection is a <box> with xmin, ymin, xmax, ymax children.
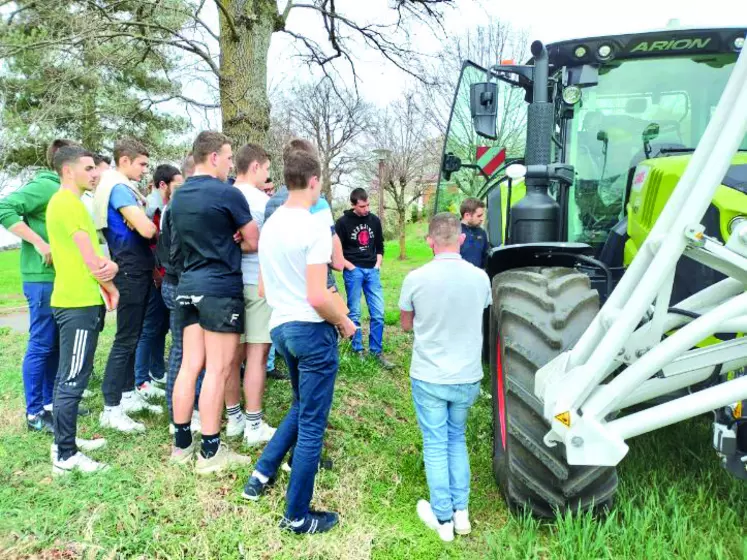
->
<box><xmin>574</xmin><ymin>45</ymin><xmax>588</xmax><ymax>59</ymax></box>
<box><xmin>562</xmin><ymin>86</ymin><xmax>582</xmax><ymax>105</ymax></box>
<box><xmin>736</xmin><ymin>37</ymin><xmax>745</xmax><ymax>50</ymax></box>
<box><xmin>598</xmin><ymin>44</ymin><xmax>613</xmax><ymax>59</ymax></box>
<box><xmin>727</xmin><ymin>216</ymin><xmax>747</xmax><ymax>234</ymax></box>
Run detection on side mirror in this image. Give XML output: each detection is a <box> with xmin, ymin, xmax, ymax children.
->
<box><xmin>643</xmin><ymin>123</ymin><xmax>660</xmax><ymax>142</ymax></box>
<box><xmin>441</xmin><ymin>153</ymin><xmax>462</xmax><ymax>181</ymax></box>
<box><xmin>505</xmin><ymin>163</ymin><xmax>527</xmax><ymax>181</ymax></box>
<box><xmin>470</xmin><ymin>82</ymin><xmax>498</xmax><ymax>140</ymax></box>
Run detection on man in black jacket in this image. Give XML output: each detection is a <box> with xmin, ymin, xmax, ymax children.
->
<box><xmin>335</xmin><ymin>188</ymin><xmax>394</xmax><ymax>369</ymax></box>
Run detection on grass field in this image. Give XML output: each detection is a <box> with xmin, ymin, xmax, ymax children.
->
<box><xmin>0</xmin><ymin>249</ymin><xmax>24</xmax><ymax>310</ymax></box>
<box><xmin>0</xmin><ymin>223</ymin><xmax>745</xmax><ymax>559</ymax></box>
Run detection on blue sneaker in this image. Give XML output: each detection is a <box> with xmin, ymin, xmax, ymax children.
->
<box><xmin>280</xmin><ymin>511</ymin><xmax>339</xmax><ymax>535</ymax></box>
<box><xmin>242</xmin><ymin>475</ymin><xmax>275</xmax><ymax>501</ymax></box>
<box><xmin>27</xmin><ymin>412</ymin><xmax>54</xmax><ymax>433</ymax></box>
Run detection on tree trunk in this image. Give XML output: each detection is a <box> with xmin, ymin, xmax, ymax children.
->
<box><xmin>322</xmin><ymin>157</ymin><xmax>333</xmax><ymax>204</ymax></box>
<box><xmin>218</xmin><ymin>0</ymin><xmax>275</xmax><ymax>147</ymax></box>
<box><xmin>398</xmin><ymin>208</ymin><xmax>407</xmax><ymax>260</ymax></box>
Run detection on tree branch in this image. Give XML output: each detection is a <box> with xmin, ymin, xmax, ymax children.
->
<box><xmin>213</xmin><ymin>0</ymin><xmax>239</xmax><ymax>42</ymax></box>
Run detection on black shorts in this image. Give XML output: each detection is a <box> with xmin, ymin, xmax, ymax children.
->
<box><xmin>175</xmin><ymin>294</ymin><xmax>244</xmax><ymax>334</ymax></box>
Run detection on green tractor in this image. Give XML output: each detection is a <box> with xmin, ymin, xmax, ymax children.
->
<box><xmin>436</xmin><ymin>27</ymin><xmax>747</xmax><ymax>516</ymax></box>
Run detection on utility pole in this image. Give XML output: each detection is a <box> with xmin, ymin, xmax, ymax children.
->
<box><xmin>372</xmin><ymin>148</ymin><xmax>391</xmax><ymax>223</ymax></box>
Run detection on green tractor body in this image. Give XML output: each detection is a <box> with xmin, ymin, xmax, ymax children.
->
<box><xmin>437</xmin><ymin>27</ymin><xmax>747</xmax><ymax>515</ymax></box>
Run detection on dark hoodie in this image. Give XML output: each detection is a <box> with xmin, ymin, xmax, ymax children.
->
<box><xmin>335</xmin><ymin>209</ymin><xmax>384</xmax><ymax>268</ymax></box>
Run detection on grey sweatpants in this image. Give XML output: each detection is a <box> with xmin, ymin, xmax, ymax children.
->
<box><xmin>52</xmin><ymin>305</ymin><xmax>105</xmax><ymax>461</ymax></box>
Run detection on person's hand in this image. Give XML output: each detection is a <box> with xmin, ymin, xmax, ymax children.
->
<box><xmin>108</xmin><ymin>287</ymin><xmax>120</xmax><ymax>311</ymax></box>
<box><xmin>233</xmin><ymin>231</ymin><xmax>242</xmax><ymax>244</ymax></box>
<box><xmin>336</xmin><ymin>317</ymin><xmax>358</xmax><ymax>339</ymax></box>
<box><xmin>93</xmin><ymin>259</ymin><xmax>118</xmax><ymax>282</ymax></box>
<box><xmin>344</xmin><ymin>262</ymin><xmax>356</xmax><ymax>271</ymax></box>
<box><xmin>35</xmin><ymin>241</ymin><xmax>53</xmax><ymax>266</ymax></box>
<box><xmin>374</xmin><ymin>264</ymin><xmax>381</xmax><ymax>270</ymax></box>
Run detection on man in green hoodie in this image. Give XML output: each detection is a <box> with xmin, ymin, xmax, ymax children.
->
<box><xmin>0</xmin><ymin>139</ymin><xmax>76</xmax><ymax>432</ymax></box>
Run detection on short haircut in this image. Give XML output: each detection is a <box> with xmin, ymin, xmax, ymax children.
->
<box><xmin>459</xmin><ymin>197</ymin><xmax>485</xmax><ymax>217</ymax></box>
<box><xmin>283</xmin><ymin>149</ymin><xmax>321</xmax><ymax>191</ymax></box>
<box><xmin>283</xmin><ymin>138</ymin><xmax>316</xmax><ymax>161</ymax></box>
<box><xmin>113</xmin><ymin>137</ymin><xmax>149</xmax><ymax>165</ymax></box>
<box><xmin>47</xmin><ymin>139</ymin><xmax>77</xmax><ymax>169</ymax></box>
<box><xmin>350</xmin><ymin>188</ymin><xmax>368</xmax><ymax>205</ymax></box>
<box><xmin>182</xmin><ymin>153</ymin><xmax>195</xmax><ymax>177</ymax></box>
<box><xmin>93</xmin><ymin>153</ymin><xmax>111</xmax><ymax>166</ymax></box>
<box><xmin>153</xmin><ymin>164</ymin><xmax>182</xmax><ymax>189</ymax></box>
<box><xmin>192</xmin><ymin>131</ymin><xmax>231</xmax><ymax>165</ymax></box>
<box><xmin>428</xmin><ymin>212</ymin><xmax>461</xmax><ymax>246</ymax></box>
<box><xmin>235</xmin><ymin>143</ymin><xmax>270</xmax><ymax>175</ymax></box>
<box><xmin>53</xmin><ymin>146</ymin><xmax>94</xmax><ymax>175</ymax></box>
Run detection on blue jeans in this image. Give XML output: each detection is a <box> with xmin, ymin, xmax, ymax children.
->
<box><xmin>22</xmin><ymin>282</ymin><xmax>59</xmax><ymax>416</ymax></box>
<box><xmin>134</xmin><ymin>283</ymin><xmax>169</xmax><ymax>386</ymax></box>
<box><xmin>266</xmin><ymin>343</ymin><xmax>276</xmax><ymax>372</ymax></box>
<box><xmin>255</xmin><ymin>321</ymin><xmax>338</xmax><ymax>521</ymax></box>
<box><xmin>411</xmin><ymin>378</ymin><xmax>481</xmax><ymax>521</ymax></box>
<box><xmin>343</xmin><ymin>267</ymin><xmax>384</xmax><ymax>354</ymax></box>
<box><xmin>162</xmin><ymin>281</ymin><xmax>202</xmax><ymax>421</ymax></box>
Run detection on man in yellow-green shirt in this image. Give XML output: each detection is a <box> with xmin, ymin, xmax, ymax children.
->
<box><xmin>46</xmin><ymin>146</ymin><xmax>120</xmax><ymax>476</ymax></box>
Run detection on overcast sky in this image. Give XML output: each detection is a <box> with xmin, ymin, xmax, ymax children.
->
<box><xmin>262</xmin><ymin>0</ymin><xmax>746</xmax><ymax>107</ymax></box>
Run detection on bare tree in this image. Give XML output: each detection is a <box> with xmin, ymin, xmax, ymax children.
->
<box><xmin>370</xmin><ymin>93</ymin><xmax>436</xmax><ymax>260</ymax></box>
<box><xmin>287</xmin><ymin>78</ymin><xmax>370</xmax><ymax>203</ymax></box>
<box><xmin>1</xmin><ymin>0</ymin><xmax>454</xmax><ymax>149</ymax></box>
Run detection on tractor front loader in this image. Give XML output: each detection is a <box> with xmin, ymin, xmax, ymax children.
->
<box><xmin>436</xmin><ymin>27</ymin><xmax>747</xmax><ymax>516</ymax></box>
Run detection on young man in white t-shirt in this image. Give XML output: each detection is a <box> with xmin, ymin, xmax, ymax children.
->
<box><xmin>241</xmin><ymin>149</ymin><xmax>356</xmax><ymax>535</ymax></box>
<box><xmin>225</xmin><ymin>143</ymin><xmax>278</xmax><ymax>446</ymax></box>
<box><xmin>399</xmin><ymin>212</ymin><xmax>491</xmax><ymax>542</ymax></box>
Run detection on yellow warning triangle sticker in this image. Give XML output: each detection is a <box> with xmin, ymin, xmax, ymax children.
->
<box><xmin>554</xmin><ymin>411</ymin><xmax>571</xmax><ymax>427</ymax></box>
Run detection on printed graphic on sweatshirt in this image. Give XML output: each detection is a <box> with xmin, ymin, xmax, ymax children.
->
<box><xmin>350</xmin><ymin>224</ymin><xmax>374</xmax><ymax>250</ymax></box>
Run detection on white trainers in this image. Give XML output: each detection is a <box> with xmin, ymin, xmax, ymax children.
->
<box><xmin>416</xmin><ymin>499</ymin><xmax>454</xmax><ymax>542</ymax></box>
<box><xmin>136</xmin><ymin>382</ymin><xmax>166</xmax><ymax>400</ymax></box>
<box><xmin>453</xmin><ymin>509</ymin><xmax>471</xmax><ymax>535</ymax></box>
<box><xmin>244</xmin><ymin>421</ymin><xmax>276</xmax><ymax>446</ymax></box>
<box><xmin>52</xmin><ymin>451</ymin><xmax>109</xmax><ymax>476</ymax></box>
<box><xmin>195</xmin><ymin>443</ymin><xmax>251</xmax><ymax>475</ymax></box>
<box><xmin>50</xmin><ymin>438</ymin><xmax>108</xmax><ymax>461</ymax></box>
<box><xmin>150</xmin><ymin>371</ymin><xmax>167</xmax><ymax>385</ymax></box>
<box><xmin>226</xmin><ymin>414</ymin><xmax>246</xmax><ymax>438</ymax></box>
<box><xmin>82</xmin><ymin>389</ymin><xmax>94</xmax><ymax>399</ymax></box>
<box><xmin>122</xmin><ymin>391</ymin><xmax>163</xmax><ymax>415</ymax></box>
<box><xmin>169</xmin><ymin>410</ymin><xmax>202</xmax><ymax>435</ymax></box>
<box><xmin>99</xmin><ymin>406</ymin><xmax>146</xmax><ymax>433</ymax></box>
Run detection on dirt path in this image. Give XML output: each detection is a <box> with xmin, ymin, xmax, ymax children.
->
<box><xmin>0</xmin><ymin>310</ymin><xmax>28</xmax><ymax>333</ymax></box>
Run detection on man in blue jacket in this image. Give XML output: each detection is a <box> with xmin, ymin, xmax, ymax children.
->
<box><xmin>459</xmin><ymin>198</ymin><xmax>489</xmax><ymax>269</ymax></box>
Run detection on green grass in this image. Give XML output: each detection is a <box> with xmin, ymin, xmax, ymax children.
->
<box><xmin>0</xmin><ymin>249</ymin><xmax>24</xmax><ymax>310</ymax></box>
<box><xmin>0</xmin><ymin>222</ymin><xmax>745</xmax><ymax>559</ymax></box>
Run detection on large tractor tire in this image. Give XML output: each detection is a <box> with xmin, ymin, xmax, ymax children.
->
<box><xmin>490</xmin><ymin>267</ymin><xmax>618</xmax><ymax>517</ymax></box>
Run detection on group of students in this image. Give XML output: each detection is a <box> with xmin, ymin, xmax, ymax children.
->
<box><xmin>1</xmin><ymin>131</ymin><xmax>492</xmax><ymax>539</ymax></box>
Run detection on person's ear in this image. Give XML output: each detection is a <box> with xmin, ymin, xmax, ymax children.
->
<box><xmin>458</xmin><ymin>233</ymin><xmax>466</xmax><ymax>247</ymax></box>
<box><xmin>426</xmin><ymin>235</ymin><xmax>435</xmax><ymax>250</ymax></box>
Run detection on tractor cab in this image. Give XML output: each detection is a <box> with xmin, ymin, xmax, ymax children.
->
<box><xmin>437</xmin><ymin>28</ymin><xmax>747</xmax><ymax>299</ymax></box>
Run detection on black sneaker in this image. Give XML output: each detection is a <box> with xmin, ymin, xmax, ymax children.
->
<box><xmin>242</xmin><ymin>475</ymin><xmax>275</xmax><ymax>501</ymax></box>
<box><xmin>77</xmin><ymin>406</ymin><xmax>91</xmax><ymax>417</ymax></box>
<box><xmin>266</xmin><ymin>369</ymin><xmax>289</xmax><ymax>381</ymax></box>
<box><xmin>28</xmin><ymin>412</ymin><xmax>54</xmax><ymax>433</ymax></box>
<box><xmin>280</xmin><ymin>510</ymin><xmax>339</xmax><ymax>534</ymax></box>
<box><xmin>372</xmin><ymin>354</ymin><xmax>395</xmax><ymax>370</ymax></box>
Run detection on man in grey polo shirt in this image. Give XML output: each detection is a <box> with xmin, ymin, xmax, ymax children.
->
<box><xmin>399</xmin><ymin>212</ymin><xmax>491</xmax><ymax>542</ymax></box>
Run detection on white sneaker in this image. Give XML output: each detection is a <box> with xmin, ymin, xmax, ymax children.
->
<box><xmin>168</xmin><ymin>410</ymin><xmax>202</xmax><ymax>434</ymax></box>
<box><xmin>82</xmin><ymin>389</ymin><xmax>94</xmax><ymax>399</ymax></box>
<box><xmin>453</xmin><ymin>509</ymin><xmax>471</xmax><ymax>535</ymax></box>
<box><xmin>150</xmin><ymin>371</ymin><xmax>167</xmax><ymax>385</ymax></box>
<box><xmin>99</xmin><ymin>406</ymin><xmax>146</xmax><ymax>433</ymax></box>
<box><xmin>136</xmin><ymin>382</ymin><xmax>166</xmax><ymax>400</ymax></box>
<box><xmin>226</xmin><ymin>414</ymin><xmax>246</xmax><ymax>438</ymax></box>
<box><xmin>52</xmin><ymin>451</ymin><xmax>109</xmax><ymax>476</ymax></box>
<box><xmin>416</xmin><ymin>499</ymin><xmax>454</xmax><ymax>542</ymax></box>
<box><xmin>50</xmin><ymin>438</ymin><xmax>108</xmax><ymax>461</ymax></box>
<box><xmin>122</xmin><ymin>391</ymin><xmax>163</xmax><ymax>415</ymax></box>
<box><xmin>244</xmin><ymin>421</ymin><xmax>276</xmax><ymax>446</ymax></box>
